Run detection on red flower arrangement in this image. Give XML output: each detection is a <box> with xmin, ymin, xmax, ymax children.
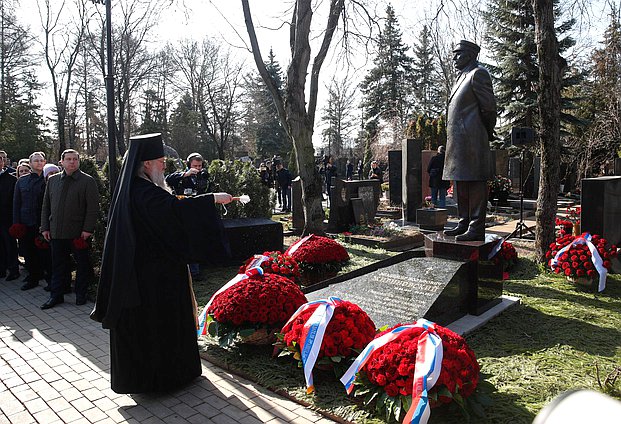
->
<box><xmin>276</xmin><ymin>299</ymin><xmax>376</xmax><ymax>370</ymax></box>
<box><xmin>287</xmin><ymin>235</ymin><xmax>350</xmax><ymax>275</ymax></box>
<box><xmin>239</xmin><ymin>251</ymin><xmax>301</xmax><ymax>284</ymax></box>
<box><xmin>205</xmin><ymin>273</ymin><xmax>307</xmax><ymax>346</ymax></box>
<box><xmin>72</xmin><ymin>237</ymin><xmax>90</xmax><ymax>250</ymax></box>
<box><xmin>491</xmin><ymin>241</ymin><xmax>518</xmax><ymax>270</ymax></box>
<box><xmin>34</xmin><ymin>235</ymin><xmax>50</xmax><ymax>250</ymax></box>
<box><xmin>547</xmin><ymin>233</ymin><xmax>618</xmax><ymax>280</ymax></box>
<box><xmin>8</xmin><ymin>223</ymin><xmax>27</xmax><ymax>239</ymax></box>
<box><xmin>350</xmin><ymin>323</ymin><xmax>480</xmax><ymax>421</ymax></box>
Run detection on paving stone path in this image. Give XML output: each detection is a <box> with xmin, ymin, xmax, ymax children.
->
<box><xmin>0</xmin><ymin>277</ymin><xmax>335</xmax><ymax>424</ymax></box>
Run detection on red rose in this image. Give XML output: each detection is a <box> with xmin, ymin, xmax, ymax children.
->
<box><xmin>564</xmin><ymin>268</ymin><xmax>572</xmax><ymax>276</ymax></box>
<box><xmin>8</xmin><ymin>223</ymin><xmax>27</xmax><ymax>239</ymax></box>
<box><xmin>72</xmin><ymin>238</ymin><xmax>90</xmax><ymax>250</ymax></box>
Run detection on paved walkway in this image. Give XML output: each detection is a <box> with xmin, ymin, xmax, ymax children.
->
<box><xmin>0</xmin><ymin>276</ymin><xmax>335</xmax><ymax>424</ymax></box>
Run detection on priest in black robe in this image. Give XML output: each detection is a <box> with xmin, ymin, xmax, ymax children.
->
<box><xmin>91</xmin><ymin>133</ymin><xmax>231</xmax><ymax>394</ymax></box>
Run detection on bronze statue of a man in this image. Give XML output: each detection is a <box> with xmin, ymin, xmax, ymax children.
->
<box><xmin>443</xmin><ymin>40</ymin><xmax>497</xmax><ymax>241</ymax></box>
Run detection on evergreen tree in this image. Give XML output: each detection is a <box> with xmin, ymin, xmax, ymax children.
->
<box><xmin>411</xmin><ymin>25</ymin><xmax>444</xmax><ymax>117</ymax></box>
<box><xmin>320</xmin><ymin>79</ymin><xmax>356</xmax><ymax>159</ymax></box>
<box><xmin>484</xmin><ymin>0</ymin><xmax>580</xmax><ymax>141</ymax></box>
<box><xmin>243</xmin><ymin>49</ymin><xmax>290</xmax><ymax>159</ymax></box>
<box><xmin>360</xmin><ymin>4</ymin><xmax>413</xmax><ymax>143</ymax></box>
<box><xmin>169</xmin><ymin>93</ymin><xmax>205</xmax><ymax>160</ymax></box>
<box><xmin>139</xmin><ymin>88</ymin><xmax>168</xmax><ymax>136</ymax></box>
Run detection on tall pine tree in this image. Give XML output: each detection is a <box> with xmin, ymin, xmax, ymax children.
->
<box><xmin>411</xmin><ymin>25</ymin><xmax>443</xmax><ymax>117</ymax></box>
<box><xmin>243</xmin><ymin>49</ymin><xmax>290</xmax><ymax>159</ymax></box>
<box><xmin>484</xmin><ymin>0</ymin><xmax>579</xmax><ymax>141</ymax></box>
<box><xmin>360</xmin><ymin>4</ymin><xmax>413</xmax><ymax>143</ymax></box>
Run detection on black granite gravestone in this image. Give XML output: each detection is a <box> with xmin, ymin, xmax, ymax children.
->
<box><xmin>291</xmin><ymin>177</ymin><xmax>304</xmax><ymax>235</ymax></box>
<box><xmin>492</xmin><ymin>149</ymin><xmax>509</xmax><ymax>177</ymax></box>
<box><xmin>615</xmin><ymin>158</ymin><xmax>621</xmax><ymax>176</ymax></box>
<box><xmin>326</xmin><ymin>179</ymin><xmax>381</xmax><ymax>232</ymax></box>
<box><xmin>222</xmin><ymin>218</ymin><xmax>283</xmax><ymax>261</ymax></box>
<box><xmin>388</xmin><ymin>150</ymin><xmax>402</xmax><ymax>206</ymax></box>
<box><xmin>306</xmin><ymin>257</ymin><xmax>473</xmax><ymax>327</ymax></box>
<box><xmin>581</xmin><ymin>176</ymin><xmax>621</xmax><ymax>272</ymax></box>
<box><xmin>403</xmin><ymin>139</ymin><xmax>423</xmax><ymax>222</ymax></box>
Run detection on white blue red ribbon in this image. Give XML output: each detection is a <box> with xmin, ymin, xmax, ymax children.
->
<box><xmin>196</xmin><ymin>255</ymin><xmax>268</xmax><ymax>336</ymax></box>
<box><xmin>284</xmin><ymin>234</ymin><xmax>313</xmax><ymax>256</ymax></box>
<box><xmin>282</xmin><ymin>296</ymin><xmax>341</xmax><ymax>393</ymax></box>
<box><xmin>551</xmin><ymin>232</ymin><xmax>607</xmax><ymax>292</ymax></box>
<box><xmin>341</xmin><ymin>319</ymin><xmax>443</xmax><ymax>424</ymax></box>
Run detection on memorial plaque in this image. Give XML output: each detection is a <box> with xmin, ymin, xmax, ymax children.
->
<box><xmin>306</xmin><ymin>257</ymin><xmax>471</xmax><ymax>327</ymax></box>
<box><xmin>326</xmin><ymin>179</ymin><xmax>382</xmax><ymax>232</ymax></box>
<box><xmin>359</xmin><ymin>186</ymin><xmax>376</xmax><ymax>221</ymax></box>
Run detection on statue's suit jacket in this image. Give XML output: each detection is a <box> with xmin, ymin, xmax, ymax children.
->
<box><xmin>443</xmin><ymin>62</ymin><xmax>497</xmax><ymax>181</ymax></box>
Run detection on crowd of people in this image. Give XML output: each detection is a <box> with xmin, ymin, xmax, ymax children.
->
<box><xmin>0</xmin><ymin>149</ymin><xmax>99</xmax><ymax>310</ymax></box>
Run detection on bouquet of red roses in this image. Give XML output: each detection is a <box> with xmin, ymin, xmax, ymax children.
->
<box><xmin>205</xmin><ymin>273</ymin><xmax>307</xmax><ymax>346</ymax></box>
<box><xmin>276</xmin><ymin>298</ymin><xmax>376</xmax><ymax>392</ymax></box>
<box><xmin>238</xmin><ymin>251</ymin><xmax>301</xmax><ymax>284</ymax></box>
<box><xmin>286</xmin><ymin>234</ymin><xmax>350</xmax><ymax>275</ymax></box>
<box><xmin>491</xmin><ymin>241</ymin><xmax>518</xmax><ymax>270</ymax></box>
<box><xmin>8</xmin><ymin>223</ymin><xmax>27</xmax><ymax>239</ymax></box>
<box><xmin>346</xmin><ymin>322</ymin><xmax>480</xmax><ymax>422</ymax></box>
<box><xmin>547</xmin><ymin>233</ymin><xmax>617</xmax><ymax>280</ymax></box>
<box><xmin>72</xmin><ymin>237</ymin><xmax>90</xmax><ymax>250</ymax></box>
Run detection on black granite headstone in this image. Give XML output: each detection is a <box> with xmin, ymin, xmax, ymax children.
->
<box><xmin>615</xmin><ymin>158</ymin><xmax>621</xmax><ymax>176</ymax></box>
<box><xmin>326</xmin><ymin>179</ymin><xmax>381</xmax><ymax>232</ymax></box>
<box><xmin>223</xmin><ymin>218</ymin><xmax>283</xmax><ymax>261</ymax></box>
<box><xmin>492</xmin><ymin>149</ymin><xmax>509</xmax><ymax>177</ymax></box>
<box><xmin>581</xmin><ymin>176</ymin><xmax>621</xmax><ymax>272</ymax></box>
<box><xmin>388</xmin><ymin>150</ymin><xmax>402</xmax><ymax>206</ymax></box>
<box><xmin>403</xmin><ymin>139</ymin><xmax>423</xmax><ymax>222</ymax></box>
<box><xmin>305</xmin><ymin>257</ymin><xmax>471</xmax><ymax>327</ymax></box>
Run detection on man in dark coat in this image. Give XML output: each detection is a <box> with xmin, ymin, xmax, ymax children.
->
<box><xmin>0</xmin><ymin>152</ymin><xmax>19</xmax><ymax>280</ymax></box>
<box><xmin>427</xmin><ymin>146</ymin><xmax>451</xmax><ymax>208</ymax></box>
<box><xmin>443</xmin><ymin>40</ymin><xmax>497</xmax><ymax>241</ymax></box>
<box><xmin>91</xmin><ymin>133</ymin><xmax>232</xmax><ymax>394</ymax></box>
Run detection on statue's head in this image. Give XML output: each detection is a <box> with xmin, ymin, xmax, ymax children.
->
<box><xmin>452</xmin><ymin>40</ymin><xmax>480</xmax><ymax>71</ymax></box>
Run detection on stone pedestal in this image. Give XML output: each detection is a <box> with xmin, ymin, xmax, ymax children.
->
<box><xmin>402</xmin><ymin>138</ymin><xmax>423</xmax><ymax>222</ymax></box>
<box><xmin>388</xmin><ymin>150</ymin><xmax>402</xmax><ymax>206</ymax></box>
<box><xmin>424</xmin><ymin>233</ymin><xmax>503</xmax><ymax>315</ymax></box>
<box><xmin>416</xmin><ymin>208</ymin><xmax>448</xmax><ymax>231</ymax></box>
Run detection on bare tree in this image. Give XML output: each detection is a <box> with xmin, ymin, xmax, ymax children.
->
<box><xmin>38</xmin><ymin>0</ymin><xmax>88</xmax><ymax>156</ymax></box>
<box><xmin>242</xmin><ymin>0</ymin><xmax>347</xmax><ymax>234</ymax></box>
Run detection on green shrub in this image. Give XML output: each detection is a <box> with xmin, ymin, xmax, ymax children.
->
<box><xmin>208</xmin><ymin>160</ymin><xmax>272</xmax><ymax>218</ymax></box>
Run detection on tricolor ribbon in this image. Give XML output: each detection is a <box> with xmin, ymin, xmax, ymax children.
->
<box><xmin>282</xmin><ymin>296</ymin><xmax>341</xmax><ymax>393</ymax></box>
<box><xmin>196</xmin><ymin>255</ymin><xmax>268</xmax><ymax>336</ymax></box>
<box><xmin>341</xmin><ymin>319</ymin><xmax>443</xmax><ymax>424</ymax></box>
<box><xmin>284</xmin><ymin>234</ymin><xmax>313</xmax><ymax>256</ymax></box>
<box><xmin>550</xmin><ymin>232</ymin><xmax>607</xmax><ymax>292</ymax></box>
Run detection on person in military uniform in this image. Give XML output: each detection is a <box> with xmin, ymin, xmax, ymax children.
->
<box><xmin>443</xmin><ymin>40</ymin><xmax>497</xmax><ymax>241</ymax></box>
<box><xmin>165</xmin><ymin>152</ymin><xmax>212</xmax><ymax>196</ymax></box>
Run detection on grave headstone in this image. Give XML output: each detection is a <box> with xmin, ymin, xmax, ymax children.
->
<box><xmin>326</xmin><ymin>179</ymin><xmax>382</xmax><ymax>232</ymax></box>
<box><xmin>492</xmin><ymin>149</ymin><xmax>509</xmax><ymax>177</ymax></box>
<box><xmin>223</xmin><ymin>218</ymin><xmax>283</xmax><ymax>261</ymax></box>
<box><xmin>291</xmin><ymin>177</ymin><xmax>304</xmax><ymax>235</ymax></box>
<box><xmin>388</xmin><ymin>150</ymin><xmax>402</xmax><ymax>206</ymax></box>
<box><xmin>509</xmin><ymin>157</ymin><xmax>521</xmax><ymax>190</ymax></box>
<box><xmin>305</xmin><ymin>257</ymin><xmax>471</xmax><ymax>327</ymax></box>
<box><xmin>403</xmin><ymin>138</ymin><xmax>423</xmax><ymax>222</ymax></box>
<box><xmin>615</xmin><ymin>158</ymin><xmax>621</xmax><ymax>176</ymax></box>
<box><xmin>581</xmin><ymin>176</ymin><xmax>621</xmax><ymax>272</ymax></box>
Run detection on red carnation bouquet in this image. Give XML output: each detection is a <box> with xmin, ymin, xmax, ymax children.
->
<box><xmin>8</xmin><ymin>223</ymin><xmax>27</xmax><ymax>239</ymax></box>
<box><xmin>239</xmin><ymin>251</ymin><xmax>301</xmax><ymax>284</ymax></box>
<box><xmin>286</xmin><ymin>234</ymin><xmax>350</xmax><ymax>275</ymax></box>
<box><xmin>350</xmin><ymin>323</ymin><xmax>480</xmax><ymax>422</ymax></box>
<box><xmin>490</xmin><ymin>241</ymin><xmax>518</xmax><ymax>270</ymax></box>
<box><xmin>547</xmin><ymin>233</ymin><xmax>617</xmax><ymax>281</ymax></box>
<box><xmin>72</xmin><ymin>237</ymin><xmax>90</xmax><ymax>250</ymax></box>
<box><xmin>34</xmin><ymin>235</ymin><xmax>50</xmax><ymax>250</ymax></box>
<box><xmin>205</xmin><ymin>273</ymin><xmax>307</xmax><ymax>346</ymax></box>
<box><xmin>276</xmin><ymin>299</ymin><xmax>376</xmax><ymax>378</ymax></box>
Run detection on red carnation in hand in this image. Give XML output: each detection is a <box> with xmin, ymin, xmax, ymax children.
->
<box><xmin>34</xmin><ymin>236</ymin><xmax>50</xmax><ymax>250</ymax></box>
<box><xmin>8</xmin><ymin>223</ymin><xmax>27</xmax><ymax>239</ymax></box>
<box><xmin>72</xmin><ymin>237</ymin><xmax>90</xmax><ymax>250</ymax></box>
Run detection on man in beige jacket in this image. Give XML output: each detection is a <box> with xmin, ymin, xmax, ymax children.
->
<box><xmin>41</xmin><ymin>149</ymin><xmax>99</xmax><ymax>309</ymax></box>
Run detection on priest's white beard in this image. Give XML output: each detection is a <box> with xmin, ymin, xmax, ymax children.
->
<box><xmin>137</xmin><ymin>164</ymin><xmax>172</xmax><ymax>193</ymax></box>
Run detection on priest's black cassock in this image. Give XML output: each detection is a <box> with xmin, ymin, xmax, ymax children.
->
<box><xmin>91</xmin><ymin>133</ymin><xmax>229</xmax><ymax>394</ymax></box>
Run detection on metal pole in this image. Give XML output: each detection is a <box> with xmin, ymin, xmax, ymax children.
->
<box><xmin>104</xmin><ymin>0</ymin><xmax>117</xmax><ymax>192</ymax></box>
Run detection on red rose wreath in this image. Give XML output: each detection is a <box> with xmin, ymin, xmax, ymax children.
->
<box><xmin>239</xmin><ymin>251</ymin><xmax>301</xmax><ymax>284</ymax></box>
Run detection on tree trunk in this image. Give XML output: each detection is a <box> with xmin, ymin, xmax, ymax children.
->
<box><xmin>533</xmin><ymin>0</ymin><xmax>562</xmax><ymax>262</ymax></box>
